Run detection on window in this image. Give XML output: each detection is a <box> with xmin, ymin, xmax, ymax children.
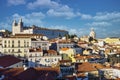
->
<box><xmin>24</xmin><ymin>49</ymin><xmax>26</xmax><ymax>52</ymax></box>
<box><xmin>30</xmin><ymin>54</ymin><xmax>32</xmax><ymax>57</ymax></box>
<box><xmin>4</xmin><ymin>40</ymin><xmax>6</xmax><ymax>43</ymax></box>
<box><xmin>24</xmin><ymin>40</ymin><xmax>26</xmax><ymax>47</ymax></box>
<box><xmin>42</xmin><ymin>43</ymin><xmax>47</xmax><ymax>46</ymax></box>
<box><xmin>18</xmin><ymin>40</ymin><xmax>20</xmax><ymax>43</ymax></box>
<box><xmin>45</xmin><ymin>59</ymin><xmax>47</xmax><ymax>61</ymax></box>
<box><xmin>35</xmin><ymin>54</ymin><xmax>37</xmax><ymax>57</ymax></box>
<box><xmin>18</xmin><ymin>40</ymin><xmax>20</xmax><ymax>47</ymax></box>
<box><xmin>8</xmin><ymin>41</ymin><xmax>10</xmax><ymax>47</ymax></box>
<box><xmin>8</xmin><ymin>40</ymin><xmax>10</xmax><ymax>43</ymax></box>
<box><xmin>59</xmin><ymin>47</ymin><xmax>61</xmax><ymax>49</ymax></box>
<box><xmin>12</xmin><ymin>45</ymin><xmax>14</xmax><ymax>47</ymax></box>
<box><xmin>43</xmin><ymin>47</ymin><xmax>47</xmax><ymax>50</ymax></box>
<box><xmin>4</xmin><ymin>49</ymin><xmax>6</xmax><ymax>53</ymax></box>
<box><xmin>27</xmin><ymin>42</ymin><xmax>29</xmax><ymax>47</ymax></box>
<box><xmin>18</xmin><ymin>49</ymin><xmax>21</xmax><ymax>52</ymax></box>
<box><xmin>12</xmin><ymin>40</ymin><xmax>14</xmax><ymax>44</ymax></box>
<box><xmin>12</xmin><ymin>40</ymin><xmax>14</xmax><ymax>47</ymax></box>
<box><xmin>55</xmin><ymin>58</ymin><xmax>57</xmax><ymax>61</ymax></box>
<box><xmin>4</xmin><ymin>45</ymin><xmax>6</xmax><ymax>48</ymax></box>
<box><xmin>12</xmin><ymin>49</ymin><xmax>14</xmax><ymax>52</ymax></box>
<box><xmin>8</xmin><ymin>49</ymin><xmax>10</xmax><ymax>52</ymax></box>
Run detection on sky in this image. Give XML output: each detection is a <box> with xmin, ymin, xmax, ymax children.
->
<box><xmin>0</xmin><ymin>0</ymin><xmax>120</xmax><ymax>38</ymax></box>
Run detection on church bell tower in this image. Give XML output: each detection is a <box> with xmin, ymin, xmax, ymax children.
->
<box><xmin>12</xmin><ymin>18</ymin><xmax>23</xmax><ymax>35</ymax></box>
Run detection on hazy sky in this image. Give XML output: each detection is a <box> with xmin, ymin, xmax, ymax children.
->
<box><xmin>0</xmin><ymin>0</ymin><xmax>120</xmax><ymax>38</ymax></box>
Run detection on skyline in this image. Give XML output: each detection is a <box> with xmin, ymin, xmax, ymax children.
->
<box><xmin>0</xmin><ymin>0</ymin><xmax>120</xmax><ymax>38</ymax></box>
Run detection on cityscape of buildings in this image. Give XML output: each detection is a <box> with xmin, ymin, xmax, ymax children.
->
<box><xmin>0</xmin><ymin>19</ymin><xmax>120</xmax><ymax>80</ymax></box>
<box><xmin>0</xmin><ymin>0</ymin><xmax>120</xmax><ymax>80</ymax></box>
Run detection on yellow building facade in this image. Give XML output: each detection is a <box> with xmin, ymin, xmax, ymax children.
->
<box><xmin>104</xmin><ymin>37</ymin><xmax>120</xmax><ymax>44</ymax></box>
<box><xmin>59</xmin><ymin>48</ymin><xmax>76</xmax><ymax>62</ymax></box>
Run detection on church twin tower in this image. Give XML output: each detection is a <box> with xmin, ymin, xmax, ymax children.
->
<box><xmin>12</xmin><ymin>18</ymin><xmax>23</xmax><ymax>35</ymax></box>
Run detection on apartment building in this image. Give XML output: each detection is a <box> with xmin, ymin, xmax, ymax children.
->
<box><xmin>1</xmin><ymin>37</ymin><xmax>31</xmax><ymax>57</ymax></box>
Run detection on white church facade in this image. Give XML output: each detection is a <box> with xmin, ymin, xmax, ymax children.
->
<box><xmin>12</xmin><ymin>18</ymin><xmax>68</xmax><ymax>39</ymax></box>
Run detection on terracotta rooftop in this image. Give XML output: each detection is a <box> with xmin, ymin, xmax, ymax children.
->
<box><xmin>47</xmin><ymin>50</ymin><xmax>57</xmax><ymax>55</ymax></box>
<box><xmin>91</xmin><ymin>63</ymin><xmax>105</xmax><ymax>69</ymax></box>
<box><xmin>76</xmin><ymin>73</ymin><xmax>86</xmax><ymax>78</ymax></box>
<box><xmin>29</xmin><ymin>48</ymin><xmax>42</xmax><ymax>52</ymax></box>
<box><xmin>49</xmin><ymin>38</ymin><xmax>58</xmax><ymax>42</ymax></box>
<box><xmin>75</xmin><ymin>56</ymin><xmax>87</xmax><ymax>60</ymax></box>
<box><xmin>60</xmin><ymin>47</ymin><xmax>70</xmax><ymax>51</ymax></box>
<box><xmin>59</xmin><ymin>60</ymin><xmax>72</xmax><ymax>63</ymax></box>
<box><xmin>64</xmin><ymin>75</ymin><xmax>76</xmax><ymax>80</ymax></box>
<box><xmin>77</xmin><ymin>62</ymin><xmax>96</xmax><ymax>72</ymax></box>
<box><xmin>77</xmin><ymin>62</ymin><xmax>105</xmax><ymax>72</ymax></box>
<box><xmin>43</xmin><ymin>50</ymin><xmax>58</xmax><ymax>55</ymax></box>
<box><xmin>0</xmin><ymin>55</ymin><xmax>22</xmax><ymax>68</ymax></box>
<box><xmin>75</xmin><ymin>55</ymin><xmax>101</xmax><ymax>60</ymax></box>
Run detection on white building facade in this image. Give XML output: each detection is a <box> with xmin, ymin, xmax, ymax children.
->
<box><xmin>1</xmin><ymin>37</ymin><xmax>31</xmax><ymax>57</ymax></box>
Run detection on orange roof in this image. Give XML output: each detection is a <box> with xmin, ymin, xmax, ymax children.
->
<box><xmin>77</xmin><ymin>62</ymin><xmax>105</xmax><ymax>72</ymax></box>
<box><xmin>47</xmin><ymin>50</ymin><xmax>57</xmax><ymax>54</ymax></box>
<box><xmin>75</xmin><ymin>56</ymin><xmax>87</xmax><ymax>60</ymax></box>
<box><xmin>29</xmin><ymin>48</ymin><xmax>42</xmax><ymax>52</ymax></box>
<box><xmin>77</xmin><ymin>73</ymin><xmax>86</xmax><ymax>78</ymax></box>
<box><xmin>60</xmin><ymin>48</ymin><xmax>70</xmax><ymax>51</ymax></box>
<box><xmin>78</xmin><ymin>62</ymin><xmax>96</xmax><ymax>72</ymax></box>
<box><xmin>59</xmin><ymin>60</ymin><xmax>72</xmax><ymax>63</ymax></box>
<box><xmin>92</xmin><ymin>63</ymin><xmax>105</xmax><ymax>69</ymax></box>
<box><xmin>75</xmin><ymin>55</ymin><xmax>100</xmax><ymax>60</ymax></box>
<box><xmin>64</xmin><ymin>75</ymin><xmax>76</xmax><ymax>80</ymax></box>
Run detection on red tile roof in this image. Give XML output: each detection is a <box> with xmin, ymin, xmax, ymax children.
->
<box><xmin>47</xmin><ymin>50</ymin><xmax>57</xmax><ymax>55</ymax></box>
<box><xmin>77</xmin><ymin>62</ymin><xmax>96</xmax><ymax>72</ymax></box>
<box><xmin>59</xmin><ymin>60</ymin><xmax>72</xmax><ymax>63</ymax></box>
<box><xmin>29</xmin><ymin>48</ymin><xmax>42</xmax><ymax>52</ymax></box>
<box><xmin>77</xmin><ymin>62</ymin><xmax>104</xmax><ymax>72</ymax></box>
<box><xmin>0</xmin><ymin>55</ymin><xmax>22</xmax><ymax>68</ymax></box>
<box><xmin>75</xmin><ymin>55</ymin><xmax>101</xmax><ymax>60</ymax></box>
<box><xmin>77</xmin><ymin>73</ymin><xmax>86</xmax><ymax>78</ymax></box>
<box><xmin>64</xmin><ymin>75</ymin><xmax>76</xmax><ymax>80</ymax></box>
<box><xmin>60</xmin><ymin>48</ymin><xmax>70</xmax><ymax>51</ymax></box>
